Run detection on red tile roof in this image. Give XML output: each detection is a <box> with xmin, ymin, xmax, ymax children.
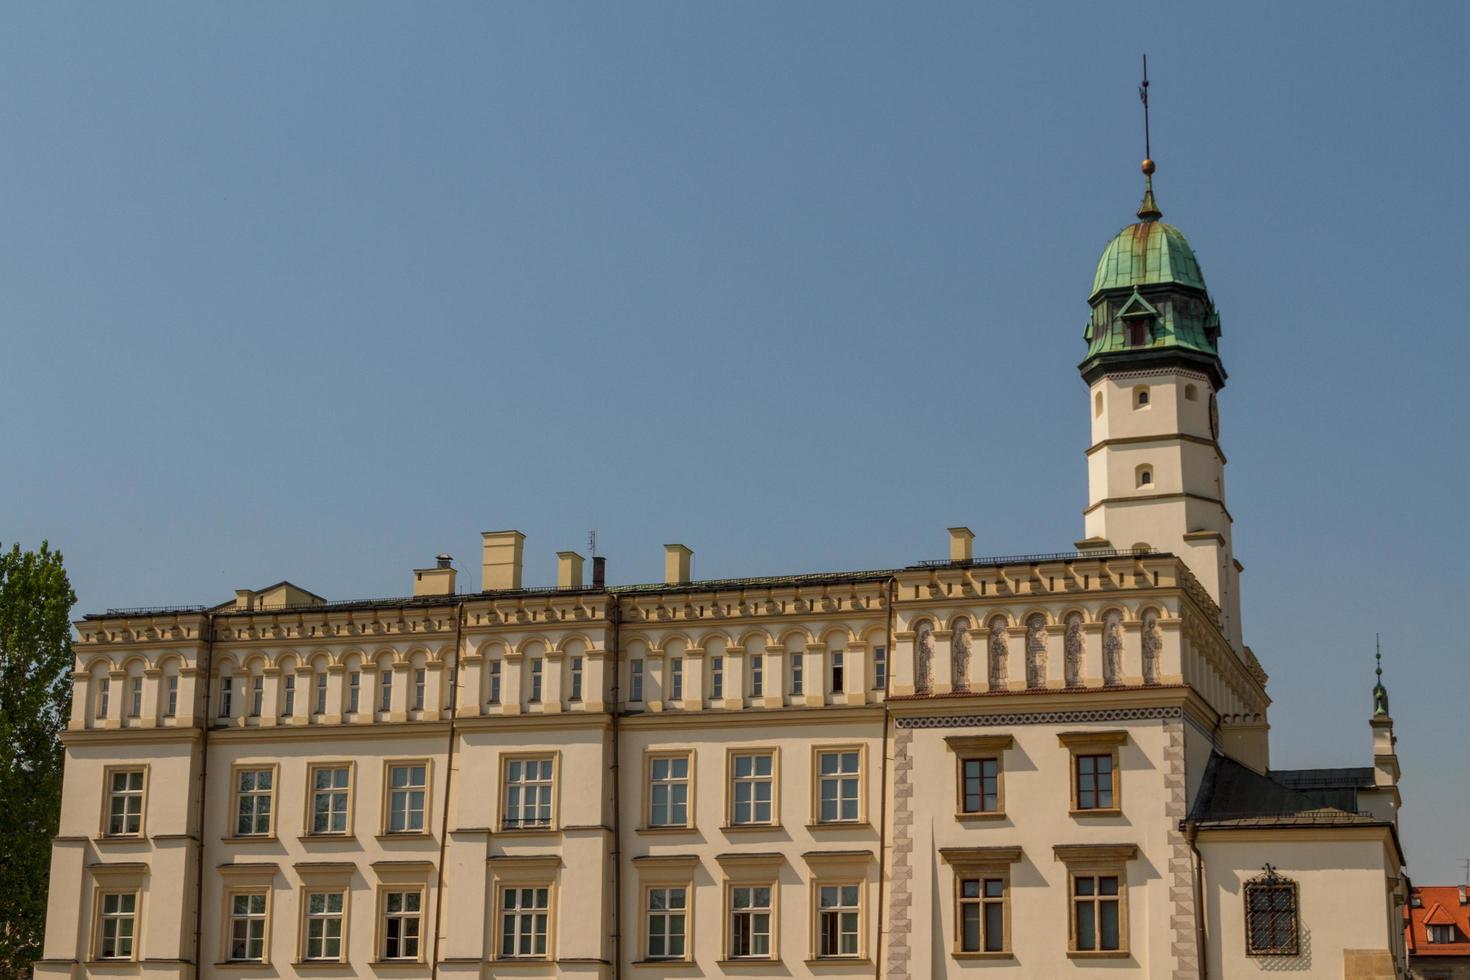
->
<box><xmin>1407</xmin><ymin>886</ymin><xmax>1470</xmax><ymax>956</ymax></box>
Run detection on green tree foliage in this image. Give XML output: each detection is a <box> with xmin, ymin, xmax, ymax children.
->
<box><xmin>0</xmin><ymin>542</ymin><xmax>76</xmax><ymax>978</ymax></box>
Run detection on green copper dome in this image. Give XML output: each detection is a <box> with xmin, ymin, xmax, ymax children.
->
<box><xmin>1089</xmin><ymin>217</ymin><xmax>1207</xmax><ymax>300</ymax></box>
<box><xmin>1080</xmin><ymin>179</ymin><xmax>1226</xmax><ymax>390</ymax></box>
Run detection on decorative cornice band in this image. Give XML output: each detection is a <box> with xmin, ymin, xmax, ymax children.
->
<box><xmin>896</xmin><ymin>705</ymin><xmax>1182</xmax><ymax>730</ymax></box>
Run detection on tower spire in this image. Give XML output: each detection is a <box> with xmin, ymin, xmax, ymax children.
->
<box><xmin>1137</xmin><ymin>55</ymin><xmax>1162</xmax><ymax>221</ymax></box>
<box><xmin>1373</xmin><ymin>634</ymin><xmax>1390</xmax><ymax>717</ymax></box>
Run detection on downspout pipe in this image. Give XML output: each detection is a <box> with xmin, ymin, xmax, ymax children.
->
<box><xmin>609</xmin><ymin>589</ymin><xmax>623</xmax><ymax>979</ymax></box>
<box><xmin>192</xmin><ymin>612</ymin><xmax>216</xmax><ymax>978</ymax></box>
<box><xmin>872</xmin><ymin>575</ymin><xmax>897</xmax><ymax>979</ymax></box>
<box><xmin>1186</xmin><ymin>820</ymin><xmax>1208</xmax><ymax>980</ymax></box>
<box><xmin>429</xmin><ymin>599</ymin><xmax>466</xmax><ymax>980</ymax></box>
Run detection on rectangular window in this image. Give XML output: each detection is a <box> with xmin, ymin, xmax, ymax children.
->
<box><xmin>730</xmin><ymin>752</ymin><xmax>774</xmax><ymax>826</ymax></box>
<box><xmin>629</xmin><ymin>659</ymin><xmax>644</xmax><ymax>702</ymax></box>
<box><xmin>648</xmin><ymin>755</ymin><xmax>690</xmax><ymax>828</ymax></box>
<box><xmin>569</xmin><ymin>656</ymin><xmax>583</xmax><ymax>702</ymax></box>
<box><xmin>348</xmin><ymin>671</ymin><xmax>360</xmax><ymax>713</ymax></box>
<box><xmin>645</xmin><ymin>886</ymin><xmax>687</xmax><ymax>960</ymax></box>
<box><xmin>872</xmin><ymin>645</ymin><xmax>887</xmax><ymax>690</ymax></box>
<box><xmin>962</xmin><ymin>758</ymin><xmax>1001</xmax><ymax>814</ymax></box>
<box><xmin>98</xmin><ymin>676</ymin><xmax>110</xmax><ymax>719</ymax></box>
<box><xmin>669</xmin><ymin>657</ymin><xmax>683</xmax><ymax>702</ymax></box>
<box><xmin>97</xmin><ymin>891</ymin><xmax>136</xmax><ymax>959</ymax></box>
<box><xmin>413</xmin><ymin>667</ymin><xmax>427</xmax><ymax>710</ymax></box>
<box><xmin>165</xmin><ymin>675</ymin><xmax>178</xmax><ymax>718</ymax></box>
<box><xmin>234</xmin><ymin>767</ymin><xmax>274</xmax><ymax>836</ymax></box>
<box><xmin>314</xmin><ymin>673</ymin><xmax>327</xmax><ymax>715</ymax></box>
<box><xmin>1245</xmin><ymin>877</ymin><xmax>1299</xmax><ymax>955</ymax></box>
<box><xmin>382</xmin><ymin>890</ymin><xmax>421</xmax><ymax>960</ymax></box>
<box><xmin>282</xmin><ymin>675</ymin><xmax>295</xmax><ymax>716</ymax></box>
<box><xmin>959</xmin><ymin>878</ymin><xmax>1005</xmax><ymax>952</ymax></box>
<box><xmin>106</xmin><ymin>769</ymin><xmax>145</xmax><ymax>836</ymax></box>
<box><xmin>310</xmin><ymin>765</ymin><xmax>351</xmax><ymax>835</ymax></box>
<box><xmin>1075</xmin><ymin>755</ymin><xmax>1115</xmax><ymax>810</ymax></box>
<box><xmin>710</xmin><ymin>656</ymin><xmax>724</xmax><ymax>700</ymax></box>
<box><xmin>831</xmin><ymin>651</ymin><xmax>845</xmax><ymax>693</ymax></box>
<box><xmin>380</xmin><ymin>670</ymin><xmax>393</xmax><ymax>712</ymax></box>
<box><xmin>128</xmin><ymin>676</ymin><xmax>143</xmax><ymax>718</ymax></box>
<box><xmin>488</xmin><ymin>661</ymin><xmax>502</xmax><ymax>705</ymax></box>
<box><xmin>817</xmin><ymin>884</ymin><xmax>861</xmax><ymax>958</ymax></box>
<box><xmin>386</xmin><ymin>763</ymin><xmax>427</xmax><ymax>834</ymax></box>
<box><xmin>791</xmin><ymin>653</ymin><xmax>804</xmax><ymax>695</ymax></box>
<box><xmin>499</xmin><ymin>886</ymin><xmax>549</xmax><ymax>959</ymax></box>
<box><xmin>527</xmin><ymin>660</ymin><xmax>542</xmax><ymax>704</ymax></box>
<box><xmin>750</xmin><ymin>654</ymin><xmax>764</xmax><ymax>697</ymax></box>
<box><xmin>1073</xmin><ymin>875</ymin><xmax>1121</xmax><ymax>951</ymax></box>
<box><xmin>503</xmin><ymin>757</ymin><xmax>554</xmax><ymax>829</ymax></box>
<box><xmin>304</xmin><ymin>891</ymin><xmax>345</xmax><ymax>961</ymax></box>
<box><xmin>219</xmin><ymin>677</ymin><xmax>233</xmax><ymax>718</ymax></box>
<box><xmin>817</xmin><ymin>749</ymin><xmax>861</xmax><ymax>823</ymax></box>
<box><xmin>729</xmin><ymin>885</ymin><xmax>772</xmax><ymax>958</ymax></box>
<box><xmin>250</xmin><ymin>676</ymin><xmax>263</xmax><ymax>717</ymax></box>
<box><xmin>228</xmin><ymin>892</ymin><xmax>268</xmax><ymax>962</ymax></box>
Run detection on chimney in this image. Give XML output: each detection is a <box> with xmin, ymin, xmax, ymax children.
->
<box><xmin>1460</xmin><ymin>886</ymin><xmax>1467</xmax><ymax>906</ymax></box>
<box><xmin>234</xmin><ymin>589</ymin><xmax>255</xmax><ymax>612</ymax></box>
<box><xmin>949</xmin><ymin>526</ymin><xmax>975</xmax><ymax>562</ymax></box>
<box><xmin>592</xmin><ymin>556</ymin><xmax>607</xmax><ymax>589</ymax></box>
<box><xmin>482</xmin><ymin>530</ymin><xmax>526</xmax><ymax>591</ymax></box>
<box><xmin>557</xmin><ymin>551</ymin><xmax>585</xmax><ymax>590</ymax></box>
<box><xmin>664</xmin><ymin>544</ymin><xmax>693</xmax><ymax>585</ymax></box>
<box><xmin>413</xmin><ymin>554</ymin><xmax>457</xmax><ymax>597</ymax></box>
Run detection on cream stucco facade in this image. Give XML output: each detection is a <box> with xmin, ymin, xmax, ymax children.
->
<box><xmin>38</xmin><ymin>170</ymin><xmax>1412</xmax><ymax>979</ymax></box>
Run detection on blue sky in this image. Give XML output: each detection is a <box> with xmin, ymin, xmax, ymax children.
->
<box><xmin>2</xmin><ymin>3</ymin><xmax>1466</xmax><ymax>875</ymax></box>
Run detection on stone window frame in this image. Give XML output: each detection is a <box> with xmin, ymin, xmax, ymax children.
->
<box><xmin>641</xmin><ymin>748</ymin><xmax>696</xmax><ymax>833</ymax></box>
<box><xmin>716</xmin><ymin>852</ymin><xmax>785</xmax><ymax>964</ymax></box>
<box><xmin>498</xmin><ymin>751</ymin><xmax>560</xmax><ymax>834</ymax></box>
<box><xmin>632</xmin><ymin>854</ymin><xmax>698</xmax><ymax>965</ymax></box>
<box><xmin>88</xmin><ymin>863</ymin><xmax>147</xmax><ymax>964</ymax></box>
<box><xmin>487</xmin><ymin>855</ymin><xmax>561</xmax><ymax>962</ymax></box>
<box><xmin>1054</xmin><ymin>843</ymin><xmax>1137</xmax><ymax>959</ymax></box>
<box><xmin>803</xmin><ymin>851</ymin><xmax>874</xmax><ymax>964</ymax></box>
<box><xmin>380</xmin><ymin>759</ymin><xmax>433</xmax><ymax>838</ymax></box>
<box><xmin>375</xmin><ymin>884</ymin><xmax>427</xmax><ymax>964</ymax></box>
<box><xmin>723</xmin><ymin>746</ymin><xmax>780</xmax><ymax>831</ymax></box>
<box><xmin>945</xmin><ymin>734</ymin><xmax>1013</xmax><ymax>820</ymax></box>
<box><xmin>100</xmin><ymin>765</ymin><xmax>149</xmax><ymax>839</ymax></box>
<box><xmin>293</xmin><ymin>862</ymin><xmax>354</xmax><ymax>966</ymax></box>
<box><xmin>221</xmin><ymin>887</ymin><xmax>273</xmax><ymax>964</ymax></box>
<box><xmin>1244</xmin><ymin>865</ymin><xmax>1300</xmax><ymax>957</ymax></box>
<box><xmin>809</xmin><ymin>743</ymin><xmax>868</xmax><ymax>828</ymax></box>
<box><xmin>1058</xmin><ymin>731</ymin><xmax>1127</xmax><ymax>816</ymax></box>
<box><xmin>302</xmin><ymin>761</ymin><xmax>356</xmax><ymax>839</ymax></box>
<box><xmin>940</xmin><ymin>845</ymin><xmax>1023</xmax><ymax>959</ymax></box>
<box><xmin>228</xmin><ymin>761</ymin><xmax>280</xmax><ymax>840</ymax></box>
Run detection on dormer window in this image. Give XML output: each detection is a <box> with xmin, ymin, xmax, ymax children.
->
<box><xmin>1428</xmin><ymin>924</ymin><xmax>1457</xmax><ymax>943</ymax></box>
<box><xmin>1125</xmin><ymin>319</ymin><xmax>1151</xmax><ymax>347</ymax></box>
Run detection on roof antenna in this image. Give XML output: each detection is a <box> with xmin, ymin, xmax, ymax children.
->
<box><xmin>1137</xmin><ymin>54</ymin><xmax>1162</xmax><ymax>222</ymax></box>
<box><xmin>588</xmin><ymin>529</ymin><xmax>598</xmax><ymax>558</ymax></box>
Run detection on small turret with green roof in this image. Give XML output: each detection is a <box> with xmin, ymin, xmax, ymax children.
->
<box><xmin>1080</xmin><ymin>161</ymin><xmax>1226</xmax><ymax>390</ymax></box>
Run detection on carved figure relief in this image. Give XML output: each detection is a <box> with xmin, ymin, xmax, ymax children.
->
<box><xmin>915</xmin><ymin>621</ymin><xmax>933</xmax><ymax>694</ymax></box>
<box><xmin>952</xmin><ymin>618</ymin><xmax>971</xmax><ymax>692</ymax></box>
<box><xmin>1065</xmin><ymin>614</ymin><xmax>1084</xmax><ymax>687</ymax></box>
<box><xmin>1025</xmin><ymin>614</ymin><xmax>1047</xmax><ymax>689</ymax></box>
<box><xmin>1103</xmin><ymin>610</ymin><xmax>1123</xmax><ymax>686</ymax></box>
<box><xmin>1142</xmin><ymin>611</ymin><xmax>1161</xmax><ymax>685</ymax></box>
<box><xmin>988</xmin><ymin>618</ymin><xmax>1008</xmax><ymax>691</ymax></box>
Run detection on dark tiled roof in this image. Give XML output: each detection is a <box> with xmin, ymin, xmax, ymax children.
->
<box><xmin>1188</xmin><ymin>753</ymin><xmax>1378</xmax><ymax>829</ymax></box>
<box><xmin>1268</xmin><ymin>766</ymin><xmax>1376</xmax><ymax>813</ymax></box>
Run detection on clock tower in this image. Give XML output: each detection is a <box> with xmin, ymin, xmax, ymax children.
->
<box><xmin>1078</xmin><ymin>162</ymin><xmax>1244</xmax><ymax>650</ymax></box>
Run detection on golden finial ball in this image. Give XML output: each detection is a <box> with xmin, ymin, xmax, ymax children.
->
<box><xmin>1141</xmin><ymin>158</ymin><xmax>1156</xmax><ymax>175</ymax></box>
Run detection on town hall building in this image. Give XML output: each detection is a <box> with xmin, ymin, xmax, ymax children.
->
<box><xmin>37</xmin><ymin>157</ymin><xmax>1411</xmax><ymax>978</ymax></box>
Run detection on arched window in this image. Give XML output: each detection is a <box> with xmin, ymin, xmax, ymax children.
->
<box><xmin>1094</xmin><ymin>391</ymin><xmax>1104</xmax><ymax>418</ymax></box>
<box><xmin>1136</xmin><ymin>466</ymin><xmax>1153</xmax><ymax>488</ymax></box>
<box><xmin>1184</xmin><ymin>384</ymin><xmax>1198</xmax><ymax>401</ymax></box>
<box><xmin>1133</xmin><ymin>386</ymin><xmax>1150</xmax><ymax>409</ymax></box>
<box><xmin>1245</xmin><ymin>866</ymin><xmax>1299</xmax><ymax>956</ymax></box>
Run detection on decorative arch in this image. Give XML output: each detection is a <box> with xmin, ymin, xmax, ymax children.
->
<box><xmin>775</xmin><ymin>626</ymin><xmax>814</xmax><ymax>649</ymax></box>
